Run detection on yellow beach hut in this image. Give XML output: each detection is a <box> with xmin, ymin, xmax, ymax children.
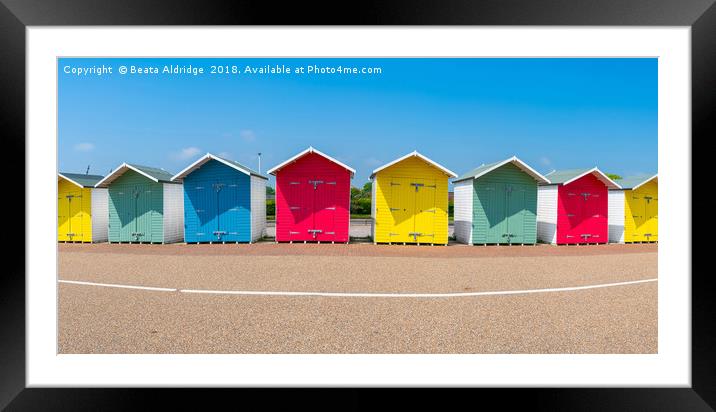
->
<box><xmin>370</xmin><ymin>151</ymin><xmax>457</xmax><ymax>245</ymax></box>
<box><xmin>58</xmin><ymin>172</ymin><xmax>108</xmax><ymax>242</ymax></box>
<box><xmin>608</xmin><ymin>174</ymin><xmax>658</xmax><ymax>243</ymax></box>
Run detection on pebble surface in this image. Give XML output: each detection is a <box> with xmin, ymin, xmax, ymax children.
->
<box><xmin>58</xmin><ymin>244</ymin><xmax>657</xmax><ymax>354</ymax></box>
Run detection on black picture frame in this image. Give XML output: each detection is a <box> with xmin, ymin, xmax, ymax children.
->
<box><xmin>2</xmin><ymin>0</ymin><xmax>712</xmax><ymax>409</ymax></box>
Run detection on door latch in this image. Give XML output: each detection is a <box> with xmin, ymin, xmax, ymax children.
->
<box><xmin>307</xmin><ymin>229</ymin><xmax>323</xmax><ymax>238</ymax></box>
<box><xmin>308</xmin><ymin>180</ymin><xmax>324</xmax><ymax>189</ymax></box>
<box><xmin>408</xmin><ymin>232</ymin><xmax>422</xmax><ymax>241</ymax></box>
<box><xmin>410</xmin><ymin>183</ymin><xmax>424</xmax><ymax>192</ymax></box>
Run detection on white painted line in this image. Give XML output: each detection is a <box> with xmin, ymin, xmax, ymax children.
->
<box><xmin>179</xmin><ymin>278</ymin><xmax>658</xmax><ymax>298</ymax></box>
<box><xmin>58</xmin><ymin>279</ymin><xmax>177</xmax><ymax>292</ymax></box>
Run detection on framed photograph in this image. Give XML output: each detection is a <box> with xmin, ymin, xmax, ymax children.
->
<box><xmin>3</xmin><ymin>0</ymin><xmax>712</xmax><ymax>409</ymax></box>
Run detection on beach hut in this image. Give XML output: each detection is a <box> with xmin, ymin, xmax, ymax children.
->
<box><xmin>371</xmin><ymin>151</ymin><xmax>457</xmax><ymax>245</ymax></box>
<box><xmin>171</xmin><ymin>153</ymin><xmax>268</xmax><ymax>243</ymax></box>
<box><xmin>95</xmin><ymin>163</ymin><xmax>184</xmax><ymax>243</ymax></box>
<box><xmin>453</xmin><ymin>156</ymin><xmax>550</xmax><ymax>245</ymax></box>
<box><xmin>608</xmin><ymin>175</ymin><xmax>658</xmax><ymax>243</ymax></box>
<box><xmin>267</xmin><ymin>147</ymin><xmax>354</xmax><ymax>243</ymax></box>
<box><xmin>58</xmin><ymin>172</ymin><xmax>108</xmax><ymax>243</ymax></box>
<box><xmin>537</xmin><ymin>168</ymin><xmax>621</xmax><ymax>244</ymax></box>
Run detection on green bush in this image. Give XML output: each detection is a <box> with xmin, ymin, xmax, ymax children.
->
<box><xmin>351</xmin><ymin>198</ymin><xmax>372</xmax><ymax>215</ymax></box>
<box><xmin>266</xmin><ymin>199</ymin><xmax>276</xmax><ymax>217</ymax></box>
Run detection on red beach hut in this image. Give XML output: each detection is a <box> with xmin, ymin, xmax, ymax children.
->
<box><xmin>537</xmin><ymin>168</ymin><xmax>621</xmax><ymax>244</ymax></box>
<box><xmin>267</xmin><ymin>147</ymin><xmax>355</xmax><ymax>243</ymax></box>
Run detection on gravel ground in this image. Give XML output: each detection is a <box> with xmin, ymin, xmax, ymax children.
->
<box><xmin>58</xmin><ymin>245</ymin><xmax>657</xmax><ymax>354</ymax></box>
<box><xmin>58</xmin><ymin>241</ymin><xmax>656</xmax><ymax>258</ymax></box>
<box><xmin>59</xmin><ymin>252</ymin><xmax>656</xmax><ymax>293</ymax></box>
<box><xmin>59</xmin><ymin>283</ymin><xmax>656</xmax><ymax>354</ymax></box>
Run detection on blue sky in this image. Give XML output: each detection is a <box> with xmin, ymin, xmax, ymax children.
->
<box><xmin>58</xmin><ymin>58</ymin><xmax>657</xmax><ymax>187</ymax></box>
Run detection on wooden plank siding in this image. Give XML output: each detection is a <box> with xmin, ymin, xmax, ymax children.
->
<box><xmin>373</xmin><ymin>156</ymin><xmax>450</xmax><ymax>245</ymax></box>
<box><xmin>274</xmin><ymin>152</ymin><xmax>351</xmax><ymax>242</ymax></box>
<box><xmin>471</xmin><ymin>162</ymin><xmax>538</xmax><ymax>245</ymax></box>
<box><xmin>58</xmin><ymin>179</ymin><xmax>93</xmax><ymax>242</ymax></box>
<box><xmin>182</xmin><ymin>159</ymin><xmax>251</xmax><ymax>243</ymax></box>
<box><xmin>108</xmin><ymin>169</ymin><xmax>164</xmax><ymax>243</ymax></box>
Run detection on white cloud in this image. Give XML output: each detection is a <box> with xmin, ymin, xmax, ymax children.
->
<box><xmin>240</xmin><ymin>130</ymin><xmax>256</xmax><ymax>142</ymax></box>
<box><xmin>171</xmin><ymin>147</ymin><xmax>202</xmax><ymax>161</ymax></box>
<box><xmin>217</xmin><ymin>151</ymin><xmax>232</xmax><ymax>159</ymax></box>
<box><xmin>539</xmin><ymin>156</ymin><xmax>552</xmax><ymax>166</ymax></box>
<box><xmin>74</xmin><ymin>142</ymin><xmax>95</xmax><ymax>152</ymax></box>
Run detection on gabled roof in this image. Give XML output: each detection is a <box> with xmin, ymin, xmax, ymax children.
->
<box><xmin>95</xmin><ymin>163</ymin><xmax>177</xmax><ymax>188</ymax></box>
<box><xmin>543</xmin><ymin>167</ymin><xmax>621</xmax><ymax>189</ymax></box>
<box><xmin>58</xmin><ymin>172</ymin><xmax>105</xmax><ymax>188</ymax></box>
<box><xmin>370</xmin><ymin>151</ymin><xmax>457</xmax><ymax>179</ymax></box>
<box><xmin>453</xmin><ymin>156</ymin><xmax>550</xmax><ymax>184</ymax></box>
<box><xmin>614</xmin><ymin>174</ymin><xmax>657</xmax><ymax>190</ymax></box>
<box><xmin>266</xmin><ymin>146</ymin><xmax>355</xmax><ymax>177</ymax></box>
<box><xmin>171</xmin><ymin>153</ymin><xmax>268</xmax><ymax>182</ymax></box>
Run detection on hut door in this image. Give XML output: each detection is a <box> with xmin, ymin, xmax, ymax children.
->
<box><xmin>478</xmin><ymin>183</ymin><xmax>508</xmax><ymax>244</ymax></box>
<box><xmin>313</xmin><ymin>177</ymin><xmax>337</xmax><ymax>241</ymax></box>
<box><xmin>413</xmin><ymin>178</ymin><xmax>436</xmax><ymax>243</ymax></box>
<box><xmin>217</xmin><ymin>180</ymin><xmax>240</xmax><ymax>242</ymax></box>
<box><xmin>630</xmin><ymin>193</ymin><xmax>647</xmax><ymax>242</ymax></box>
<box><xmin>114</xmin><ymin>186</ymin><xmax>134</xmax><ymax>241</ymax></box>
<box><xmin>643</xmin><ymin>194</ymin><xmax>658</xmax><ymax>242</ymax></box>
<box><xmin>132</xmin><ymin>185</ymin><xmax>153</xmax><ymax>243</ymax></box>
<box><xmin>505</xmin><ymin>184</ymin><xmax>527</xmax><ymax>244</ymax></box>
<box><xmin>584</xmin><ymin>190</ymin><xmax>605</xmax><ymax>243</ymax></box>
<box><xmin>188</xmin><ymin>182</ymin><xmax>213</xmax><ymax>241</ymax></box>
<box><xmin>58</xmin><ymin>192</ymin><xmax>70</xmax><ymax>241</ymax></box>
<box><xmin>58</xmin><ymin>190</ymin><xmax>82</xmax><ymax>241</ymax></box>
<box><xmin>68</xmin><ymin>191</ymin><xmax>85</xmax><ymax>241</ymax></box>
<box><xmin>285</xmin><ymin>177</ymin><xmax>313</xmax><ymax>240</ymax></box>
<box><xmin>388</xmin><ymin>177</ymin><xmax>414</xmax><ymax>242</ymax></box>
<box><xmin>561</xmin><ymin>188</ymin><xmax>584</xmax><ymax>243</ymax></box>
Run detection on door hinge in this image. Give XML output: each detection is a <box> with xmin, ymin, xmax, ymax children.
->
<box><xmin>390</xmin><ymin>182</ymin><xmax>401</xmax><ymax>186</ymax></box>
<box><xmin>289</xmin><ymin>206</ymin><xmax>300</xmax><ymax>210</ymax></box>
<box><xmin>389</xmin><ymin>208</ymin><xmax>401</xmax><ymax>211</ymax></box>
<box><xmin>326</xmin><ymin>182</ymin><xmax>337</xmax><ymax>185</ymax></box>
<box><xmin>325</xmin><ymin>207</ymin><xmax>336</xmax><ymax>210</ymax></box>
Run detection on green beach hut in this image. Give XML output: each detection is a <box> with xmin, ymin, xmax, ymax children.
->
<box><xmin>453</xmin><ymin>156</ymin><xmax>550</xmax><ymax>245</ymax></box>
<box><xmin>95</xmin><ymin>163</ymin><xmax>184</xmax><ymax>243</ymax></box>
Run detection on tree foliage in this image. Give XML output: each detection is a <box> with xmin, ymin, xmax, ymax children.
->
<box><xmin>350</xmin><ymin>182</ymin><xmax>373</xmax><ymax>215</ymax></box>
